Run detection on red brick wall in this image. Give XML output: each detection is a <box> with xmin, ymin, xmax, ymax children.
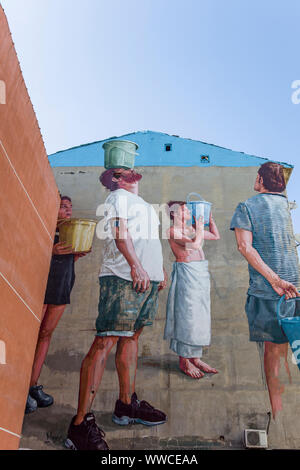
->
<box><xmin>0</xmin><ymin>6</ymin><xmax>60</xmax><ymax>449</ymax></box>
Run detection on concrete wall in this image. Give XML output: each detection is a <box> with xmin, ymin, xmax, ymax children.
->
<box><xmin>0</xmin><ymin>6</ymin><xmax>60</xmax><ymax>449</ymax></box>
<box><xmin>21</xmin><ymin>164</ymin><xmax>300</xmax><ymax>450</ymax></box>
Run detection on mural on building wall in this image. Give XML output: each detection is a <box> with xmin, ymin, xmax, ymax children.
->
<box><xmin>164</xmin><ymin>197</ymin><xmax>220</xmax><ymax>379</ymax></box>
<box><xmin>25</xmin><ymin>197</ymin><xmax>91</xmax><ymax>414</ymax></box>
<box><xmin>20</xmin><ymin>132</ymin><xmax>300</xmax><ymax>450</ymax></box>
<box><xmin>2</xmin><ymin>0</ymin><xmax>300</xmax><ymax>451</ymax></box>
<box><xmin>65</xmin><ymin>160</ymin><xmax>168</xmax><ymax>450</ymax></box>
<box><xmin>230</xmin><ymin>161</ymin><xmax>300</xmax><ymax>419</ymax></box>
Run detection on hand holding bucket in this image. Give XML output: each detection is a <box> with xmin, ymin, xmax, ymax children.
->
<box><xmin>59</xmin><ymin>218</ymin><xmax>97</xmax><ymax>254</ymax></box>
<box><xmin>277</xmin><ymin>295</ymin><xmax>300</xmax><ymax>370</ymax></box>
<box><xmin>186</xmin><ymin>192</ymin><xmax>211</xmax><ymax>227</ymax></box>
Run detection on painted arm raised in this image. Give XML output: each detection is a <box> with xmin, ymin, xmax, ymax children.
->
<box><xmin>204</xmin><ymin>212</ymin><xmax>220</xmax><ymax>240</ymax></box>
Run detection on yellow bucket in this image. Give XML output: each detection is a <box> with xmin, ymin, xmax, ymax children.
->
<box><xmin>59</xmin><ymin>218</ymin><xmax>97</xmax><ymax>253</ymax></box>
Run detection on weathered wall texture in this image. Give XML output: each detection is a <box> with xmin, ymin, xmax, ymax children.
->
<box><xmin>21</xmin><ymin>165</ymin><xmax>300</xmax><ymax>450</ymax></box>
<box><xmin>0</xmin><ymin>6</ymin><xmax>60</xmax><ymax>449</ymax></box>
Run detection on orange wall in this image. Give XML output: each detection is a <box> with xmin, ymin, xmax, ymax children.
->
<box><xmin>0</xmin><ymin>6</ymin><xmax>60</xmax><ymax>449</ymax></box>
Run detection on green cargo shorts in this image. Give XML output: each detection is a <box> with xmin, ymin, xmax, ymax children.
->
<box><xmin>96</xmin><ymin>276</ymin><xmax>159</xmax><ymax>335</ymax></box>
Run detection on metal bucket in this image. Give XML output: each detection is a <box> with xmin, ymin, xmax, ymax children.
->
<box><xmin>59</xmin><ymin>218</ymin><xmax>97</xmax><ymax>253</ymax></box>
<box><xmin>103</xmin><ymin>140</ymin><xmax>139</xmax><ymax>169</ymax></box>
<box><xmin>186</xmin><ymin>192</ymin><xmax>211</xmax><ymax>227</ymax></box>
<box><xmin>277</xmin><ymin>296</ymin><xmax>300</xmax><ymax>370</ymax></box>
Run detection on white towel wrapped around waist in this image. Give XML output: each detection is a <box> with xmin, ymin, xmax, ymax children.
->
<box><xmin>164</xmin><ymin>260</ymin><xmax>211</xmax><ymax>347</ymax></box>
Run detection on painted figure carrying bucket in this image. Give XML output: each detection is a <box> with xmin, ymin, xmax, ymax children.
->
<box><xmin>186</xmin><ymin>192</ymin><xmax>212</xmax><ymax>227</ymax></box>
<box><xmin>277</xmin><ymin>296</ymin><xmax>300</xmax><ymax>370</ymax></box>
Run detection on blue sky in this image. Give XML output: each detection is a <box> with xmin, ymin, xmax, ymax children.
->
<box><xmin>2</xmin><ymin>0</ymin><xmax>300</xmax><ymax>232</ymax></box>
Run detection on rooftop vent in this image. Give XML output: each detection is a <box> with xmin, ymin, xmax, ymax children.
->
<box><xmin>165</xmin><ymin>144</ymin><xmax>172</xmax><ymax>152</ymax></box>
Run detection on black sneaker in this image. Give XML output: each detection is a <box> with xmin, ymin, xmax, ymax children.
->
<box><xmin>112</xmin><ymin>392</ymin><xmax>167</xmax><ymax>426</ymax></box>
<box><xmin>65</xmin><ymin>413</ymin><xmax>109</xmax><ymax>451</ymax></box>
<box><xmin>29</xmin><ymin>385</ymin><xmax>54</xmax><ymax>408</ymax></box>
<box><xmin>25</xmin><ymin>394</ymin><xmax>37</xmax><ymax>414</ymax></box>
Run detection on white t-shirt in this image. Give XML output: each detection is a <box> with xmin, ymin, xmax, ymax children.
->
<box><xmin>99</xmin><ymin>189</ymin><xmax>164</xmax><ymax>282</ymax></box>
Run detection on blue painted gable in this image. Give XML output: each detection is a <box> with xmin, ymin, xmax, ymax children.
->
<box><xmin>48</xmin><ymin>131</ymin><xmax>293</xmax><ymax>168</ymax></box>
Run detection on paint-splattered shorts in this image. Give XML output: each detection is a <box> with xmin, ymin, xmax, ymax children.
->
<box><xmin>96</xmin><ymin>276</ymin><xmax>159</xmax><ymax>336</ymax></box>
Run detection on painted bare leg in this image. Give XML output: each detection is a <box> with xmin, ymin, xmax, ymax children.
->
<box><xmin>264</xmin><ymin>341</ymin><xmax>289</xmax><ymax>419</ymax></box>
<box><xmin>30</xmin><ymin>304</ymin><xmax>66</xmax><ymax>387</ymax></box>
<box><xmin>74</xmin><ymin>336</ymin><xmax>118</xmax><ymax>425</ymax></box>
<box><xmin>115</xmin><ymin>328</ymin><xmax>143</xmax><ymax>404</ymax></box>
<box><xmin>41</xmin><ymin>304</ymin><xmax>48</xmax><ymax>321</ymax></box>
<box><xmin>179</xmin><ymin>357</ymin><xmax>204</xmax><ymax>379</ymax></box>
<box><xmin>190</xmin><ymin>358</ymin><xmax>218</xmax><ymax>374</ymax></box>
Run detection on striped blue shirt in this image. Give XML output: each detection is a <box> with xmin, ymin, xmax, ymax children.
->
<box><xmin>230</xmin><ymin>193</ymin><xmax>300</xmax><ymax>299</ymax></box>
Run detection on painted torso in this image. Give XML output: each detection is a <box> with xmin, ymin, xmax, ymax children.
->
<box><xmin>168</xmin><ymin>225</ymin><xmax>205</xmax><ymax>263</ymax></box>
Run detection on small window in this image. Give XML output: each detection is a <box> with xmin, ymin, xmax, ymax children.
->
<box><xmin>201</xmin><ymin>155</ymin><xmax>210</xmax><ymax>163</ymax></box>
<box><xmin>165</xmin><ymin>144</ymin><xmax>172</xmax><ymax>152</ymax></box>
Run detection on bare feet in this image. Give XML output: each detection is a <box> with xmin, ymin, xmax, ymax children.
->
<box><xmin>179</xmin><ymin>357</ymin><xmax>204</xmax><ymax>379</ymax></box>
<box><xmin>190</xmin><ymin>358</ymin><xmax>218</xmax><ymax>374</ymax></box>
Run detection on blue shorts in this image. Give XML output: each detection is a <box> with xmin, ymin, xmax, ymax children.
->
<box><xmin>245</xmin><ymin>295</ymin><xmax>300</xmax><ymax>344</ymax></box>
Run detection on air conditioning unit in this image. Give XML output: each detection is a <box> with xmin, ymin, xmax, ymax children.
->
<box><xmin>244</xmin><ymin>429</ymin><xmax>268</xmax><ymax>449</ymax></box>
